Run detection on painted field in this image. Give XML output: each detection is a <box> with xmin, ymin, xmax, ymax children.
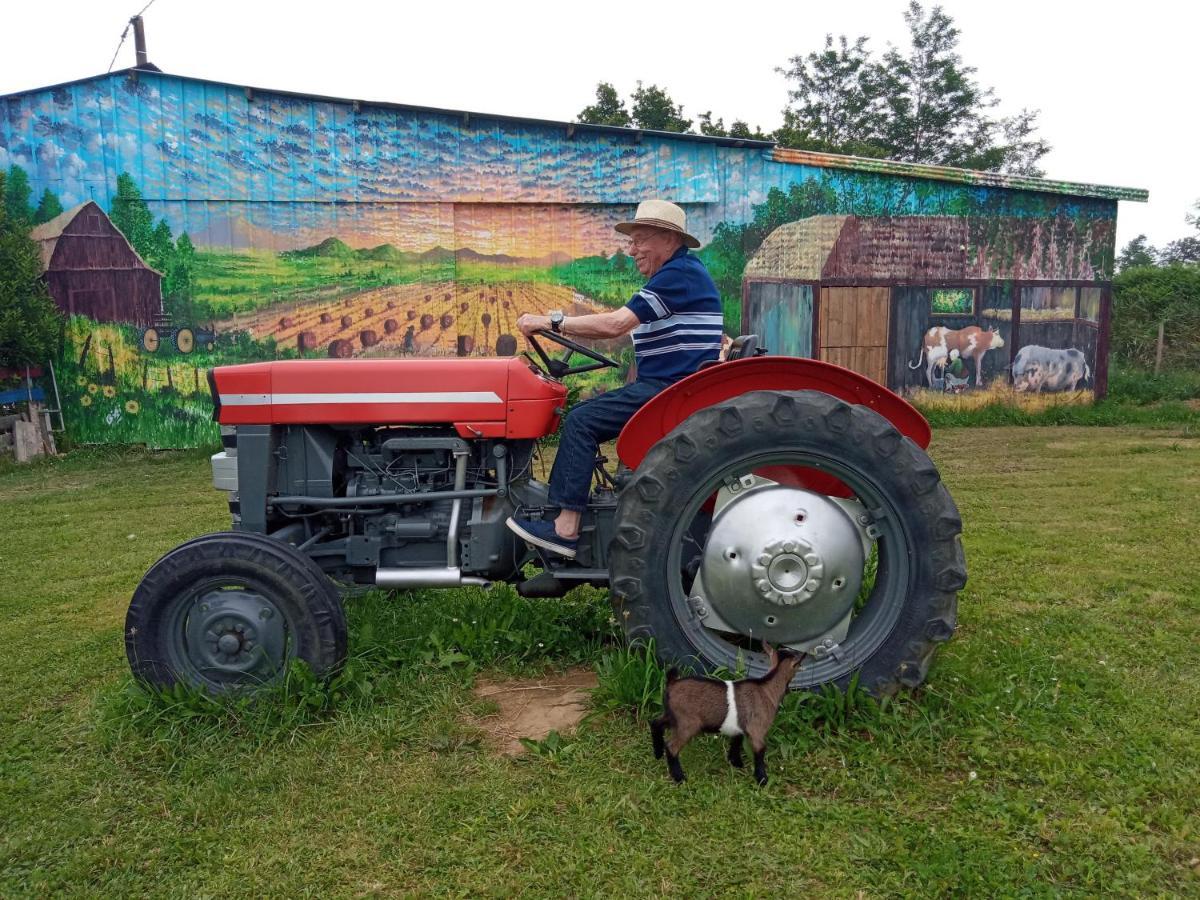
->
<box><xmin>222</xmin><ymin>282</ymin><xmax>607</xmax><ymax>358</ymax></box>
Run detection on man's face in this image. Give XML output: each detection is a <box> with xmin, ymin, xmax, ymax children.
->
<box><xmin>628</xmin><ymin>226</ymin><xmax>681</xmax><ymax>277</ymax></box>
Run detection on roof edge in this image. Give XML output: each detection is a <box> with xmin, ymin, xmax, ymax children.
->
<box><xmin>770</xmin><ymin>148</ymin><xmax>1148</xmax><ymax>203</ymax></box>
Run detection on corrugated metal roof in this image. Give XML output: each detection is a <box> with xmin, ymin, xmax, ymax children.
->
<box><xmin>1</xmin><ymin>67</ymin><xmax>1148</xmax><ymax>203</ymax></box>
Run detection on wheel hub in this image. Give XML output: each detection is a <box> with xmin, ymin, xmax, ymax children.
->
<box><xmin>695</xmin><ymin>479</ymin><xmax>867</xmax><ymax>645</ymax></box>
<box><xmin>183</xmin><ymin>589</ymin><xmax>287</xmax><ymax>679</ymax></box>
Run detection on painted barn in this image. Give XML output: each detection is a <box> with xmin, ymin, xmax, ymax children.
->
<box><xmin>744</xmin><ymin>212</ymin><xmax>1113</xmax><ymax>399</ymax></box>
<box><xmin>30</xmin><ymin>201</ymin><xmax>163</xmax><ymax>328</ymax></box>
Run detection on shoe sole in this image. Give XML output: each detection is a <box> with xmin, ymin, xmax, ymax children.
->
<box><xmin>505</xmin><ymin>517</ymin><xmax>577</xmax><ymax>559</ymax></box>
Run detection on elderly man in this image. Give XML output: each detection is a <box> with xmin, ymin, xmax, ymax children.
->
<box><xmin>506</xmin><ymin>199</ymin><xmax>723</xmax><ymax>558</ymax></box>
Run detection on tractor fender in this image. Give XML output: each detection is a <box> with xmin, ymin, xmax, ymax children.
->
<box><xmin>615</xmin><ymin>356</ymin><xmax>931</xmax><ymax>471</ymax></box>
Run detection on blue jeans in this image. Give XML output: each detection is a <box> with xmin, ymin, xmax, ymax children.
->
<box><xmin>547</xmin><ymin>378</ymin><xmax>675</xmax><ymax>511</ymax></box>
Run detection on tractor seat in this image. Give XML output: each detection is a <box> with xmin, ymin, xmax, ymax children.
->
<box><xmin>699</xmin><ymin>334</ymin><xmax>765</xmax><ymax>369</ymax></box>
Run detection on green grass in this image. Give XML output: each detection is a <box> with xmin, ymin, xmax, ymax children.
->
<box><xmin>2</xmin><ymin>427</ymin><xmax>1200</xmax><ymax>894</ymax></box>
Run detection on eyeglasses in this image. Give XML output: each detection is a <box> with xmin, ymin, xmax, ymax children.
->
<box><xmin>627</xmin><ymin>232</ymin><xmax>665</xmax><ymax>249</ymax></box>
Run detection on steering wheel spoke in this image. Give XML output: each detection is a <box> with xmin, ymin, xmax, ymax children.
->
<box><xmin>526</xmin><ymin>329</ymin><xmax>620</xmax><ymax>378</ymax></box>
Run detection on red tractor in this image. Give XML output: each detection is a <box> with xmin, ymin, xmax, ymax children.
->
<box><xmin>126</xmin><ymin>332</ymin><xmax>965</xmax><ymax>695</ymax></box>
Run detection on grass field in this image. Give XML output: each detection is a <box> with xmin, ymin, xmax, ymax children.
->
<box><xmin>2</xmin><ymin>426</ymin><xmax>1199</xmax><ymax>895</ymax></box>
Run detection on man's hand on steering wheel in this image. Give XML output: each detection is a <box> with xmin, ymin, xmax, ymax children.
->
<box><xmin>517</xmin><ymin>313</ymin><xmax>551</xmax><ymax>338</ymax></box>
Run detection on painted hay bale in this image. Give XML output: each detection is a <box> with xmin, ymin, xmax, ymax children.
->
<box><xmin>360</xmin><ymin>329</ymin><xmax>380</xmax><ymax>348</ymax></box>
<box><xmin>279</xmin><ymin>316</ymin><xmax>295</xmax><ymax>329</ymax></box>
<box><xmin>457</xmin><ymin>335</ymin><xmax>474</xmax><ymax>357</ymax></box>
<box><xmin>297</xmin><ymin>330</ymin><xmax>319</xmax><ymax>352</ymax></box>
<box><xmin>460</xmin><ymin>301</ymin><xmax>470</xmax><ymax>313</ymax></box>
<box><xmin>406</xmin><ymin>309</ymin><xmax>417</xmax><ymax>320</ymax></box>
<box><xmin>384</xmin><ymin>318</ymin><xmax>399</xmax><ymax>334</ymax></box>
<box><xmin>319</xmin><ymin>312</ymin><xmax>332</xmax><ymax>324</ymax></box>
<box><xmin>364</xmin><ymin>307</ymin><xmax>375</xmax><ymax>317</ymax></box>
<box><xmin>340</xmin><ymin>314</ymin><xmax>354</xmax><ymax>328</ymax></box>
<box><xmin>440</xmin><ymin>313</ymin><xmax>455</xmax><ymax>329</ymax></box>
<box><xmin>420</xmin><ymin>313</ymin><xmax>435</xmax><ymax>331</ymax></box>
<box><xmin>328</xmin><ymin>339</ymin><xmax>354</xmax><ymax>358</ymax></box>
<box><xmin>496</xmin><ymin>334</ymin><xmax>518</xmax><ymax>357</ymax></box>
<box><xmin>502</xmin><ymin>300</ymin><xmax>511</xmax><ymax>309</ymax></box>
<box><xmin>386</xmin><ymin>300</ymin><xmax>396</xmax><ymax>310</ymax></box>
<box><xmin>481</xmin><ymin>312</ymin><xmax>492</xmax><ymax>327</ymax></box>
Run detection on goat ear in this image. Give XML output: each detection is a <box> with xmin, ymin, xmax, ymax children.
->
<box><xmin>762</xmin><ymin>641</ymin><xmax>777</xmax><ymax>665</ymax></box>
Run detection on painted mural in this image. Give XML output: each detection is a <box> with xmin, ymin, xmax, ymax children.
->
<box><xmin>0</xmin><ymin>70</ymin><xmax>1136</xmax><ymax>446</ymax></box>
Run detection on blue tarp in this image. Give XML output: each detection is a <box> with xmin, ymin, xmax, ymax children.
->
<box><xmin>0</xmin><ymin>385</ymin><xmax>45</xmax><ymax>405</ymax></box>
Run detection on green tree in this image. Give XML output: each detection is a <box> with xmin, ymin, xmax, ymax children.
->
<box><xmin>729</xmin><ymin>121</ymin><xmax>772</xmax><ymax>141</ymax></box>
<box><xmin>776</xmin><ymin>34</ymin><xmax>886</xmax><ymax>157</ymax></box>
<box><xmin>1160</xmin><ymin>237</ymin><xmax>1200</xmax><ymax>266</ymax></box>
<box><xmin>577</xmin><ymin>82</ymin><xmax>631</xmax><ymax>127</ymax></box>
<box><xmin>696</xmin><ymin>111</ymin><xmax>727</xmax><ymax>137</ymax></box>
<box><xmin>4</xmin><ymin>165</ymin><xmax>34</xmax><ymax>223</ymax></box>
<box><xmin>1112</xmin><ymin>264</ymin><xmax>1200</xmax><ymax>370</ymax></box>
<box><xmin>778</xmin><ymin>3</ymin><xmax>1049</xmax><ymax>174</ymax></box>
<box><xmin>109</xmin><ymin>172</ymin><xmax>156</xmax><ymax>261</ymax></box>
<box><xmin>0</xmin><ymin>172</ymin><xmax>61</xmax><ymax>368</ymax></box>
<box><xmin>630</xmin><ymin>82</ymin><xmax>692</xmax><ymax>132</ymax></box>
<box><xmin>32</xmin><ymin>188</ymin><xmax>64</xmax><ymax>225</ymax></box>
<box><xmin>1117</xmin><ymin>234</ymin><xmax>1158</xmax><ymax>271</ymax></box>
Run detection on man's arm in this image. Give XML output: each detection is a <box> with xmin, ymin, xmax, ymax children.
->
<box><xmin>517</xmin><ymin>307</ymin><xmax>639</xmax><ymax>340</ymax></box>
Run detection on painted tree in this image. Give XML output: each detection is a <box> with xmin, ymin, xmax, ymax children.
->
<box><xmin>0</xmin><ymin>171</ymin><xmax>61</xmax><ymax>368</ymax></box>
<box><xmin>109</xmin><ymin>172</ymin><xmax>157</xmax><ymax>262</ymax></box>
<box><xmin>576</xmin><ymin>83</ymin><xmax>631</xmax><ymax>127</ymax></box>
<box><xmin>4</xmin><ymin>165</ymin><xmax>34</xmax><ymax>223</ymax></box>
<box><xmin>32</xmin><ymin>188</ymin><xmax>64</xmax><ymax>225</ymax></box>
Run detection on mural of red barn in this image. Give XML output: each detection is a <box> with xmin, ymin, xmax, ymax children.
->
<box><xmin>30</xmin><ymin>201</ymin><xmax>164</xmax><ymax>328</ymax></box>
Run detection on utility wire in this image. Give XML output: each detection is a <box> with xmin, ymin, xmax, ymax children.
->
<box><xmin>105</xmin><ymin>0</ymin><xmax>161</xmax><ymax>73</ymax></box>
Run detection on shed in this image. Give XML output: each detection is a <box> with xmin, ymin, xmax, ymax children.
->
<box><xmin>29</xmin><ymin>201</ymin><xmax>163</xmax><ymax>328</ymax></box>
<box><xmin>743</xmin><ymin>215</ymin><xmax>1112</xmax><ymax>397</ymax></box>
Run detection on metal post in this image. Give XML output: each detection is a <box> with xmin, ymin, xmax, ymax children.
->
<box><xmin>1154</xmin><ymin>321</ymin><xmax>1165</xmax><ymax>375</ymax></box>
<box><xmin>131</xmin><ymin>16</ymin><xmax>148</xmax><ymax>68</ymax></box>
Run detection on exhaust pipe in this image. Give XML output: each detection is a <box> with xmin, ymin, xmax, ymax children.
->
<box><xmin>374</xmin><ymin>568</ymin><xmax>490</xmax><ymax>589</ymax></box>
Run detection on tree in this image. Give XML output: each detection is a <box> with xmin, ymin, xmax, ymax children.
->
<box><xmin>0</xmin><ymin>172</ymin><xmax>61</xmax><ymax>368</ymax></box>
<box><xmin>696</xmin><ymin>111</ymin><xmax>727</xmax><ymax>137</ymax></box>
<box><xmin>109</xmin><ymin>172</ymin><xmax>157</xmax><ymax>262</ymax></box>
<box><xmin>1117</xmin><ymin>234</ymin><xmax>1158</xmax><ymax>271</ymax></box>
<box><xmin>729</xmin><ymin>121</ymin><xmax>773</xmax><ymax>141</ymax></box>
<box><xmin>32</xmin><ymin>188</ymin><xmax>64</xmax><ymax>225</ymax></box>
<box><xmin>778</xmin><ymin>2</ymin><xmax>1050</xmax><ymax>174</ymax></box>
<box><xmin>4</xmin><ymin>165</ymin><xmax>34</xmax><ymax>223</ymax></box>
<box><xmin>1160</xmin><ymin>237</ymin><xmax>1200</xmax><ymax>266</ymax></box>
<box><xmin>630</xmin><ymin>82</ymin><xmax>692</xmax><ymax>132</ymax></box>
<box><xmin>576</xmin><ymin>82</ymin><xmax>631</xmax><ymax>127</ymax></box>
<box><xmin>776</xmin><ymin>34</ymin><xmax>885</xmax><ymax>157</ymax></box>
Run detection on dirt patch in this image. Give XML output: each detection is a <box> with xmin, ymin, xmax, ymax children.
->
<box><xmin>472</xmin><ymin>667</ymin><xmax>597</xmax><ymax>756</ymax></box>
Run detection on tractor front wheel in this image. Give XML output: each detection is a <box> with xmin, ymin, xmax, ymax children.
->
<box><xmin>609</xmin><ymin>390</ymin><xmax>966</xmax><ymax>695</ymax></box>
<box><xmin>125</xmin><ymin>532</ymin><xmax>347</xmax><ymax>692</ymax></box>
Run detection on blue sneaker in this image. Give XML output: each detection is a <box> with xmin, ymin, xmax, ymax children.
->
<box><xmin>506</xmin><ymin>516</ymin><xmax>578</xmax><ymax>559</ymax></box>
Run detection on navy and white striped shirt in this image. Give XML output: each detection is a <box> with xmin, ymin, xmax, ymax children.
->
<box><xmin>625</xmin><ymin>247</ymin><xmax>724</xmax><ymax>381</ymax></box>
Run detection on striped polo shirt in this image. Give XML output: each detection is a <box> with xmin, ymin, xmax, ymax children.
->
<box><xmin>624</xmin><ymin>246</ymin><xmax>724</xmax><ymax>381</ymax></box>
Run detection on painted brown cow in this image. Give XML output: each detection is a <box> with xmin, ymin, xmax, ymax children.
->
<box><xmin>910</xmin><ymin>326</ymin><xmax>1006</xmax><ymax>388</ymax></box>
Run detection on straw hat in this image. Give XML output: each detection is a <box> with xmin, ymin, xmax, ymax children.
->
<box><xmin>614</xmin><ymin>199</ymin><xmax>700</xmax><ymax>249</ymax></box>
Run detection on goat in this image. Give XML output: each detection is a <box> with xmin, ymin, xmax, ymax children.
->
<box><xmin>651</xmin><ymin>644</ymin><xmax>805</xmax><ymax>786</ymax></box>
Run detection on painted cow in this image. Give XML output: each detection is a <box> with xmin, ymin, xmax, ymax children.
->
<box><xmin>910</xmin><ymin>326</ymin><xmax>1006</xmax><ymax>388</ymax></box>
<box><xmin>1011</xmin><ymin>345</ymin><xmax>1091</xmax><ymax>392</ymax></box>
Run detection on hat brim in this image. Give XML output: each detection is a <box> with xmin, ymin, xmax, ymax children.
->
<box><xmin>614</xmin><ymin>219</ymin><xmax>701</xmax><ymax>249</ymax></box>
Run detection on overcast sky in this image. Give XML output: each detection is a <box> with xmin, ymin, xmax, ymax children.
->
<box><xmin>4</xmin><ymin>0</ymin><xmax>1195</xmax><ymax>250</ymax></box>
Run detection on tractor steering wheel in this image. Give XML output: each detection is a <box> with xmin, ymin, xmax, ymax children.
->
<box><xmin>525</xmin><ymin>329</ymin><xmax>621</xmax><ymax>379</ymax></box>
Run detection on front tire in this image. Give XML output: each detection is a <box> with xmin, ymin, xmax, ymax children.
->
<box><xmin>125</xmin><ymin>532</ymin><xmax>347</xmax><ymax>692</ymax></box>
<box><xmin>609</xmin><ymin>390</ymin><xmax>966</xmax><ymax>695</ymax></box>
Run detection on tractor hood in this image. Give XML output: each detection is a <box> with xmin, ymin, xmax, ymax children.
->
<box><xmin>209</xmin><ymin>357</ymin><xmax>567</xmax><ymax>439</ymax></box>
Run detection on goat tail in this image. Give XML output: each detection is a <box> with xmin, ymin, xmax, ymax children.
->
<box><xmin>651</xmin><ymin>717</ymin><xmax>666</xmax><ymax>759</ymax></box>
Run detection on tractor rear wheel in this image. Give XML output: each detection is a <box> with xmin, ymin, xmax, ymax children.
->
<box><xmin>609</xmin><ymin>390</ymin><xmax>966</xmax><ymax>695</ymax></box>
<box><xmin>125</xmin><ymin>532</ymin><xmax>347</xmax><ymax>692</ymax></box>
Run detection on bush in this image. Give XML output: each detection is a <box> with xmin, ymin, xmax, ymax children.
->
<box><xmin>1111</xmin><ymin>264</ymin><xmax>1200</xmax><ymax>370</ymax></box>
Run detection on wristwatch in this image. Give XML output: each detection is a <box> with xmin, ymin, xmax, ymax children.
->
<box><xmin>549</xmin><ymin>310</ymin><xmax>565</xmax><ymax>334</ymax></box>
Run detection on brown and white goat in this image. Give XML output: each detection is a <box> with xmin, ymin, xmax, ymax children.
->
<box><xmin>651</xmin><ymin>644</ymin><xmax>804</xmax><ymax>786</ymax></box>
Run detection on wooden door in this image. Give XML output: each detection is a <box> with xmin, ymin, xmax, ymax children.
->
<box><xmin>818</xmin><ymin>286</ymin><xmax>890</xmax><ymax>384</ymax></box>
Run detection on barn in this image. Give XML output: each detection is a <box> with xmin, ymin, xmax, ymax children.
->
<box><xmin>29</xmin><ymin>201</ymin><xmax>164</xmax><ymax>328</ymax></box>
<box><xmin>743</xmin><ymin>213</ymin><xmax>1113</xmax><ymax>398</ymax></box>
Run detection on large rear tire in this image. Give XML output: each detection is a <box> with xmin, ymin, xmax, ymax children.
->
<box><xmin>125</xmin><ymin>532</ymin><xmax>347</xmax><ymax>692</ymax></box>
<box><xmin>609</xmin><ymin>390</ymin><xmax>966</xmax><ymax>695</ymax></box>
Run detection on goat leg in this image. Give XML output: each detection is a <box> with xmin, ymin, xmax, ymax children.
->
<box><xmin>650</xmin><ymin>718</ymin><xmax>666</xmax><ymax>760</ymax></box>
<box><xmin>753</xmin><ymin>748</ymin><xmax>768</xmax><ymax>787</ymax></box>
<box><xmin>727</xmin><ymin>735</ymin><xmax>744</xmax><ymax>769</ymax></box>
<box><xmin>666</xmin><ymin>751</ymin><xmax>686</xmax><ymax>784</ymax></box>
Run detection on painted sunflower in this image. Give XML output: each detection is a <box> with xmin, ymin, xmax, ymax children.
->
<box><xmin>86</xmin><ymin>383</ymin><xmax>99</xmax><ymax>394</ymax></box>
<box><xmin>80</xmin><ymin>395</ymin><xmax>92</xmax><ymax>407</ymax></box>
<box><xmin>124</xmin><ymin>400</ymin><xmax>140</xmax><ymax>415</ymax></box>
<box><xmin>103</xmin><ymin>385</ymin><xmax>117</xmax><ymax>398</ymax></box>
<box><xmin>75</xmin><ymin>375</ymin><xmax>88</xmax><ymax>386</ymax></box>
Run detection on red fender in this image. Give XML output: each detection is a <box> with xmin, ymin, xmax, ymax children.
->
<box><xmin>615</xmin><ymin>357</ymin><xmax>931</xmax><ymax>498</ymax></box>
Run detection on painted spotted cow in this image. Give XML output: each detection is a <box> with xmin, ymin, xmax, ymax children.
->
<box><xmin>909</xmin><ymin>325</ymin><xmax>1006</xmax><ymax>388</ymax></box>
